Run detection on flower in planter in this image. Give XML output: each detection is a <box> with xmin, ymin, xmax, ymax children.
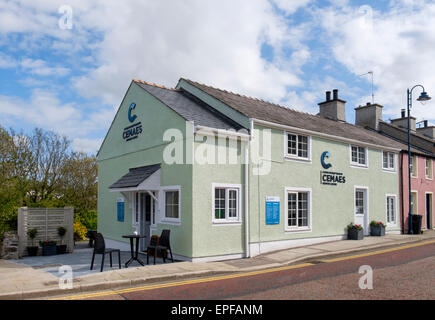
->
<box><xmin>370</xmin><ymin>220</ymin><xmax>386</xmax><ymax>228</ymax></box>
<box><xmin>347</xmin><ymin>223</ymin><xmax>363</xmax><ymax>231</ymax></box>
<box><xmin>39</xmin><ymin>240</ymin><xmax>57</xmax><ymax>246</ymax></box>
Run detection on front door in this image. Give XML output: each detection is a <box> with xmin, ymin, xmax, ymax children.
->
<box><xmin>138</xmin><ymin>192</ymin><xmax>151</xmax><ymax>251</ymax></box>
<box><xmin>355</xmin><ymin>188</ymin><xmax>368</xmax><ymax>235</ymax></box>
<box><xmin>427</xmin><ymin>194</ymin><xmax>432</xmax><ymax>229</ymax></box>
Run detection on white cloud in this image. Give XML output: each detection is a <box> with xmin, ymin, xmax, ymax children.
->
<box><xmin>272</xmin><ymin>0</ymin><xmax>312</xmax><ymax>15</ymax></box>
<box><xmin>20</xmin><ymin>58</ymin><xmax>70</xmax><ymax>76</ymax></box>
<box><xmin>69</xmin><ymin>0</ymin><xmax>311</xmax><ymax>105</ymax></box>
<box><xmin>0</xmin><ymin>90</ymin><xmax>115</xmax><ymax>153</ymax></box>
<box><xmin>316</xmin><ymin>0</ymin><xmax>435</xmax><ymax>123</ymax></box>
<box><xmin>72</xmin><ymin>138</ymin><xmax>103</xmax><ymax>154</ymax></box>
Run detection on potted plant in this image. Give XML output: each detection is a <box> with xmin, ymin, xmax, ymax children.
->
<box><xmin>26</xmin><ymin>228</ymin><xmax>38</xmax><ymax>256</ymax></box>
<box><xmin>40</xmin><ymin>240</ymin><xmax>57</xmax><ymax>256</ymax></box>
<box><xmin>370</xmin><ymin>221</ymin><xmax>386</xmax><ymax>236</ymax></box>
<box><xmin>347</xmin><ymin>223</ymin><xmax>364</xmax><ymax>240</ymax></box>
<box><xmin>56</xmin><ymin>226</ymin><xmax>67</xmax><ymax>254</ymax></box>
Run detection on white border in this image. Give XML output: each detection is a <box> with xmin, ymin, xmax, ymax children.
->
<box><xmin>411</xmin><ymin>155</ymin><xmax>418</xmax><ymax>178</ymax></box>
<box><xmin>211</xmin><ymin>183</ymin><xmax>243</xmax><ymax>225</ymax></box>
<box><xmin>411</xmin><ymin>189</ymin><xmax>418</xmax><ymax>215</ymax></box>
<box><xmin>385</xmin><ymin>194</ymin><xmax>398</xmax><ymax>227</ymax></box>
<box><xmin>425</xmin><ymin>158</ymin><xmax>433</xmax><ymax>180</ymax></box>
<box><xmin>283</xmin><ymin>131</ymin><xmax>312</xmax><ymax>163</ymax></box>
<box><xmin>284</xmin><ymin>187</ymin><xmax>312</xmax><ymax>233</ymax></box>
<box><xmin>160</xmin><ymin>185</ymin><xmax>181</xmax><ymax>225</ymax></box>
<box><xmin>349</xmin><ymin>145</ymin><xmax>369</xmax><ymax>169</ymax></box>
<box><xmin>382</xmin><ymin>151</ymin><xmax>397</xmax><ymax>173</ymax></box>
<box><xmin>354</xmin><ymin>185</ymin><xmax>369</xmax><ymax>235</ymax></box>
<box><xmin>425</xmin><ymin>192</ymin><xmax>433</xmax><ymax>229</ymax></box>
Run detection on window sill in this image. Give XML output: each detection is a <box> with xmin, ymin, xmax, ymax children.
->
<box><xmin>350</xmin><ymin>163</ymin><xmax>368</xmax><ymax>169</ymax></box>
<box><xmin>284</xmin><ymin>156</ymin><xmax>312</xmax><ymax>163</ymax></box>
<box><xmin>382</xmin><ymin>168</ymin><xmax>397</xmax><ymax>173</ymax></box>
<box><xmin>160</xmin><ymin>219</ymin><xmax>181</xmax><ymax>226</ymax></box>
<box><xmin>285</xmin><ymin>228</ymin><xmax>311</xmax><ymax>233</ymax></box>
<box><xmin>212</xmin><ymin>220</ymin><xmax>242</xmax><ymax>226</ymax></box>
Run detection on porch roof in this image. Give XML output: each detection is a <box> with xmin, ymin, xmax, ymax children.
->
<box><xmin>109</xmin><ymin>163</ymin><xmax>161</xmax><ymax>189</ymax></box>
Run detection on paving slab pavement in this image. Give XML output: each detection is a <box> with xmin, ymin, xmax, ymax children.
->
<box><xmin>0</xmin><ymin>230</ymin><xmax>434</xmax><ymax>300</ymax></box>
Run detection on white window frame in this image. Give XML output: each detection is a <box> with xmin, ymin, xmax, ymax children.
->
<box><xmin>425</xmin><ymin>158</ymin><xmax>433</xmax><ymax>180</ymax></box>
<box><xmin>386</xmin><ymin>194</ymin><xmax>397</xmax><ymax>227</ymax></box>
<box><xmin>212</xmin><ymin>183</ymin><xmax>242</xmax><ymax>224</ymax></box>
<box><xmin>285</xmin><ymin>187</ymin><xmax>312</xmax><ymax>232</ymax></box>
<box><xmin>410</xmin><ymin>155</ymin><xmax>418</xmax><ymax>178</ymax></box>
<box><xmin>382</xmin><ymin>151</ymin><xmax>396</xmax><ymax>172</ymax></box>
<box><xmin>350</xmin><ymin>145</ymin><xmax>368</xmax><ymax>168</ymax></box>
<box><xmin>161</xmin><ymin>186</ymin><xmax>181</xmax><ymax>224</ymax></box>
<box><xmin>284</xmin><ymin>131</ymin><xmax>312</xmax><ymax>162</ymax></box>
<box><xmin>411</xmin><ymin>190</ymin><xmax>418</xmax><ymax>215</ymax></box>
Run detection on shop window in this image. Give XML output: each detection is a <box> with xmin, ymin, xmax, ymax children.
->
<box><xmin>285</xmin><ymin>189</ymin><xmax>311</xmax><ymax>231</ymax></box>
<box><xmin>213</xmin><ymin>185</ymin><xmax>240</xmax><ymax>223</ymax></box>
<box><xmin>285</xmin><ymin>132</ymin><xmax>311</xmax><ymax>160</ymax></box>
<box><xmin>350</xmin><ymin>145</ymin><xmax>367</xmax><ymax>167</ymax></box>
<box><xmin>382</xmin><ymin>152</ymin><xmax>396</xmax><ymax>171</ymax></box>
<box><xmin>426</xmin><ymin>158</ymin><xmax>433</xmax><ymax>179</ymax></box>
<box><xmin>386</xmin><ymin>195</ymin><xmax>397</xmax><ymax>225</ymax></box>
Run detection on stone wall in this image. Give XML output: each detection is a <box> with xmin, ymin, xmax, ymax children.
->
<box><xmin>0</xmin><ymin>232</ymin><xmax>19</xmax><ymax>260</ymax></box>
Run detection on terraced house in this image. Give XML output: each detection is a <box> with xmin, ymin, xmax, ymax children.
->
<box><xmin>355</xmin><ymin>104</ymin><xmax>435</xmax><ymax>233</ymax></box>
<box><xmin>97</xmin><ymin>79</ymin><xmax>404</xmax><ymax>261</ymax></box>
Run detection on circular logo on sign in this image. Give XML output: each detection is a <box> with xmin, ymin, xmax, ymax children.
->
<box><xmin>321</xmin><ymin>151</ymin><xmax>332</xmax><ymax>169</ymax></box>
<box><xmin>128</xmin><ymin>103</ymin><xmax>137</xmax><ymax>123</ymax></box>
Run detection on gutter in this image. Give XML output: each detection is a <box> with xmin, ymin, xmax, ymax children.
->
<box><xmin>194</xmin><ymin>125</ymin><xmax>250</xmax><ymax>141</ymax></box>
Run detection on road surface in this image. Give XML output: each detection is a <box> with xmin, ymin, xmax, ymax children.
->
<box><xmin>56</xmin><ymin>241</ymin><xmax>435</xmax><ymax>300</ymax></box>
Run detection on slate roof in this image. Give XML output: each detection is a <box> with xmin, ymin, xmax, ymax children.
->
<box><xmin>109</xmin><ymin>164</ymin><xmax>161</xmax><ymax>189</ymax></box>
<box><xmin>134</xmin><ymin>80</ymin><xmax>243</xmax><ymax>131</ymax></box>
<box><xmin>181</xmin><ymin>79</ymin><xmax>405</xmax><ymax>150</ymax></box>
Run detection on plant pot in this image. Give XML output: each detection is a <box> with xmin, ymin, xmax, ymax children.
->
<box><xmin>26</xmin><ymin>246</ymin><xmax>38</xmax><ymax>256</ymax></box>
<box><xmin>42</xmin><ymin>244</ymin><xmax>57</xmax><ymax>256</ymax></box>
<box><xmin>56</xmin><ymin>244</ymin><xmax>67</xmax><ymax>254</ymax></box>
<box><xmin>348</xmin><ymin>228</ymin><xmax>364</xmax><ymax>240</ymax></box>
<box><xmin>370</xmin><ymin>225</ymin><xmax>385</xmax><ymax>236</ymax></box>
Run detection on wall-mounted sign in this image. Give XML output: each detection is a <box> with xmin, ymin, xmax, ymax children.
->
<box><xmin>320</xmin><ymin>171</ymin><xmax>346</xmax><ymax>185</ymax></box>
<box><xmin>117</xmin><ymin>197</ymin><xmax>125</xmax><ymax>222</ymax></box>
<box><xmin>123</xmin><ymin>102</ymin><xmax>142</xmax><ymax>141</ymax></box>
<box><xmin>266</xmin><ymin>196</ymin><xmax>280</xmax><ymax>225</ymax></box>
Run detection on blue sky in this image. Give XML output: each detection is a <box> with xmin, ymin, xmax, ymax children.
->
<box><xmin>0</xmin><ymin>0</ymin><xmax>434</xmax><ymax>154</ymax></box>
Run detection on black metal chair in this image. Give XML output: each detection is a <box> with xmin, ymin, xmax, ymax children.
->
<box><xmin>157</xmin><ymin>229</ymin><xmax>174</xmax><ymax>263</ymax></box>
<box><xmin>146</xmin><ymin>235</ymin><xmax>160</xmax><ymax>265</ymax></box>
<box><xmin>90</xmin><ymin>233</ymin><xmax>121</xmax><ymax>272</ymax></box>
<box><xmin>87</xmin><ymin>230</ymin><xmax>97</xmax><ymax>248</ymax></box>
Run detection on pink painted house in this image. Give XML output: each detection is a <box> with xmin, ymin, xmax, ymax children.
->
<box><xmin>355</xmin><ymin>103</ymin><xmax>435</xmax><ymax>233</ymax></box>
<box><xmin>400</xmin><ymin>152</ymin><xmax>434</xmax><ymax>232</ymax></box>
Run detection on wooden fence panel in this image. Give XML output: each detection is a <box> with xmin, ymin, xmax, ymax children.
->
<box><xmin>18</xmin><ymin>207</ymin><xmax>75</xmax><ymax>257</ymax></box>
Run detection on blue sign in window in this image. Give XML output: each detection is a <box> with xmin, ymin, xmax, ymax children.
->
<box><xmin>266</xmin><ymin>196</ymin><xmax>280</xmax><ymax>225</ymax></box>
<box><xmin>117</xmin><ymin>201</ymin><xmax>124</xmax><ymax>222</ymax></box>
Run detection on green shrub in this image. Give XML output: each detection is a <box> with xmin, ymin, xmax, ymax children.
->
<box><xmin>73</xmin><ymin>218</ymin><xmax>88</xmax><ymax>241</ymax></box>
<box><xmin>78</xmin><ymin>210</ymin><xmax>97</xmax><ymax>231</ymax></box>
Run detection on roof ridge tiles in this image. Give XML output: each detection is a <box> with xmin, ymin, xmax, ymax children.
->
<box><xmin>133</xmin><ymin>79</ymin><xmax>177</xmax><ymax>91</ymax></box>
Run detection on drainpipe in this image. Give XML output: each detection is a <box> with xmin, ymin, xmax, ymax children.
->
<box><xmin>244</xmin><ymin>119</ymin><xmax>254</xmax><ymax>258</ymax></box>
<box><xmin>400</xmin><ymin>152</ymin><xmax>405</xmax><ymax>234</ymax></box>
<box><xmin>244</xmin><ymin>144</ymin><xmax>250</xmax><ymax>258</ymax></box>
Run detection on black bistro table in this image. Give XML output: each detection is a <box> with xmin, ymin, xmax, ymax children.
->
<box><xmin>122</xmin><ymin>234</ymin><xmax>146</xmax><ymax>268</ymax></box>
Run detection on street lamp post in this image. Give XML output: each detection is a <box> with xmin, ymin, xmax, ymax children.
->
<box><xmin>406</xmin><ymin>85</ymin><xmax>431</xmax><ymax>234</ymax></box>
